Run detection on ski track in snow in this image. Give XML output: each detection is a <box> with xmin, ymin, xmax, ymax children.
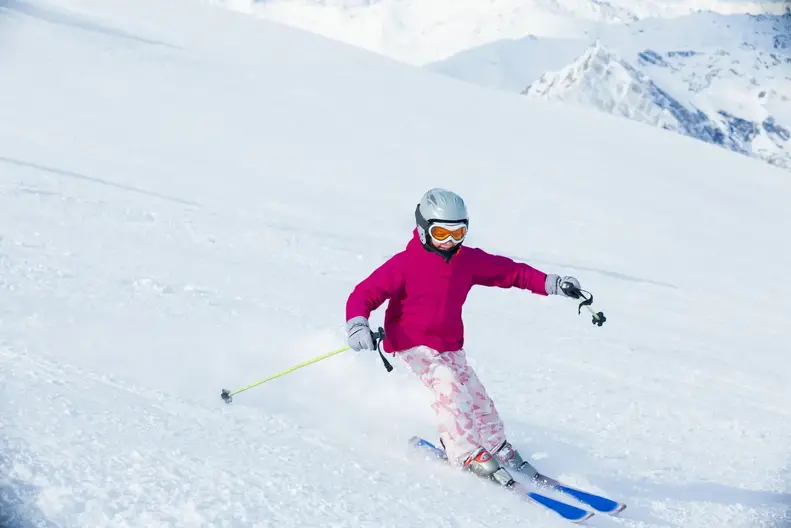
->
<box><xmin>1</xmin><ymin>0</ymin><xmax>791</xmax><ymax>526</ymax></box>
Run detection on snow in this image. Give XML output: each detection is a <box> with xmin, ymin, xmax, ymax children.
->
<box><xmin>2</xmin><ymin>0</ymin><xmax>791</xmax><ymax>527</ymax></box>
<box><xmin>430</xmin><ymin>12</ymin><xmax>791</xmax><ymax>171</ymax></box>
<box><xmin>518</xmin><ymin>41</ymin><xmax>787</xmax><ymax>167</ymax></box>
<box><xmin>520</xmin><ymin>42</ymin><xmax>696</xmax><ymax>127</ymax></box>
<box><xmin>214</xmin><ymin>1</ymin><xmax>790</xmax><ymax>170</ymax></box>
<box><xmin>215</xmin><ymin>0</ymin><xmax>788</xmax><ymax>65</ymax></box>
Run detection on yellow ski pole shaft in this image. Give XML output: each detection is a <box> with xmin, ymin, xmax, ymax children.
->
<box><xmin>220</xmin><ymin>328</ymin><xmax>385</xmax><ymax>403</ymax></box>
<box><xmin>220</xmin><ymin>345</ymin><xmax>349</xmax><ymax>403</ymax></box>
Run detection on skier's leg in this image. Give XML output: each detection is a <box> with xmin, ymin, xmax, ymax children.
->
<box><xmin>398</xmin><ymin>346</ymin><xmax>482</xmax><ymax>466</ymax></box>
<box><xmin>400</xmin><ymin>347</ymin><xmax>516</xmax><ymax>484</ymax></box>
<box><xmin>458</xmin><ymin>351</ymin><xmax>537</xmax><ymax>475</ymax></box>
<box><xmin>455</xmin><ymin>350</ymin><xmax>507</xmax><ymax>455</ymax></box>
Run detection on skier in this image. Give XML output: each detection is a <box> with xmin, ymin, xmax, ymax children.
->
<box><xmin>345</xmin><ymin>188</ymin><xmax>583</xmax><ymax>486</ymax></box>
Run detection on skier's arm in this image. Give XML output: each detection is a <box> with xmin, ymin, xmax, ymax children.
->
<box><xmin>469</xmin><ymin>248</ymin><xmax>549</xmax><ymax>295</ymax></box>
<box><xmin>346</xmin><ymin>253</ymin><xmax>406</xmax><ymax>320</ymax></box>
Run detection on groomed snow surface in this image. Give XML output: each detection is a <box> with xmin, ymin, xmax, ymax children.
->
<box><xmin>1</xmin><ymin>0</ymin><xmax>791</xmax><ymax>526</ymax></box>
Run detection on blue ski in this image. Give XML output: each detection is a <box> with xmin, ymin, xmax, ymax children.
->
<box><xmin>410</xmin><ymin>436</ymin><xmax>625</xmax><ymax>516</ymax></box>
<box><xmin>409</xmin><ymin>437</ymin><xmax>594</xmax><ymax>523</ymax></box>
<box><xmin>532</xmin><ymin>473</ymin><xmax>626</xmax><ymax>515</ymax></box>
<box><xmin>513</xmin><ymin>482</ymin><xmax>595</xmax><ymax>523</ymax></box>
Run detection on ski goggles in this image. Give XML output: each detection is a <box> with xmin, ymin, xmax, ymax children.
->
<box><xmin>429</xmin><ymin>222</ymin><xmax>468</xmax><ymax>244</ymax></box>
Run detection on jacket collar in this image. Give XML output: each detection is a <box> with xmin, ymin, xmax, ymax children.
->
<box><xmin>407</xmin><ymin>229</ymin><xmax>462</xmax><ymax>263</ymax></box>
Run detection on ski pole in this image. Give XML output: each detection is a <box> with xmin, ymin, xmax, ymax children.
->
<box><xmin>220</xmin><ymin>328</ymin><xmax>385</xmax><ymax>403</ymax></box>
<box><xmin>560</xmin><ymin>284</ymin><xmax>607</xmax><ymax>327</ymax></box>
<box><xmin>580</xmin><ymin>298</ymin><xmax>606</xmax><ymax>326</ymax></box>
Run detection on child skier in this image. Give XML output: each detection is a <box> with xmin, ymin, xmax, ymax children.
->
<box><xmin>345</xmin><ymin>188</ymin><xmax>582</xmax><ymax>486</ymax></box>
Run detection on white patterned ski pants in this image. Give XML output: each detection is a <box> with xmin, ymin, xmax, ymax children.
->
<box><xmin>398</xmin><ymin>346</ymin><xmax>506</xmax><ymax>466</ymax></box>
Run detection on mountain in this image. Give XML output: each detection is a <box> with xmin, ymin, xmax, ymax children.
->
<box><xmin>2</xmin><ymin>0</ymin><xmax>791</xmax><ymax>526</ymax></box>
<box><xmin>215</xmin><ymin>2</ymin><xmax>791</xmax><ymax>170</ymax></box>
<box><xmin>521</xmin><ymin>41</ymin><xmax>790</xmax><ymax>169</ymax></box>
<box><xmin>430</xmin><ymin>12</ymin><xmax>791</xmax><ymax>171</ymax></box>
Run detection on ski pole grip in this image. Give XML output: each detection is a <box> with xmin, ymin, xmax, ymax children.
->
<box><xmin>372</xmin><ymin>327</ymin><xmax>386</xmax><ymax>343</ymax></box>
<box><xmin>372</xmin><ymin>327</ymin><xmax>393</xmax><ymax>373</ymax></box>
<box><xmin>561</xmin><ymin>282</ymin><xmax>582</xmax><ymax>299</ymax></box>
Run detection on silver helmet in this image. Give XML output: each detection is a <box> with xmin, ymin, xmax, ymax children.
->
<box><xmin>415</xmin><ymin>188</ymin><xmax>469</xmax><ymax>246</ymax></box>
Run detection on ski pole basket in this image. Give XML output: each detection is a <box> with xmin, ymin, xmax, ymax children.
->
<box><xmin>561</xmin><ymin>284</ymin><xmax>607</xmax><ymax>327</ymax></box>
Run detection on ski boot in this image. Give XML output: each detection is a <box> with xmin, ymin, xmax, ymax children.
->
<box><xmin>493</xmin><ymin>440</ymin><xmax>539</xmax><ymax>480</ymax></box>
<box><xmin>463</xmin><ymin>446</ymin><xmax>515</xmax><ymax>488</ymax></box>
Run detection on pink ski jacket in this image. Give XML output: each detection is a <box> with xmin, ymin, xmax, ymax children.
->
<box><xmin>346</xmin><ymin>229</ymin><xmax>548</xmax><ymax>354</ymax></box>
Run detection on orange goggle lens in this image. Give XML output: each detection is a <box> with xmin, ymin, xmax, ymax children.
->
<box><xmin>429</xmin><ymin>224</ymin><xmax>467</xmax><ymax>242</ymax></box>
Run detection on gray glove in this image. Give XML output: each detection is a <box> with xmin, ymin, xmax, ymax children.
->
<box><xmin>346</xmin><ymin>316</ymin><xmax>375</xmax><ymax>351</ymax></box>
<box><xmin>545</xmin><ymin>274</ymin><xmax>581</xmax><ymax>297</ymax></box>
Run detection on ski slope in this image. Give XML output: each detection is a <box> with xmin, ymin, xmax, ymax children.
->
<box><xmin>1</xmin><ymin>0</ymin><xmax>791</xmax><ymax>526</ymax></box>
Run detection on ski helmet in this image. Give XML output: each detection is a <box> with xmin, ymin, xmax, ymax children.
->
<box><xmin>415</xmin><ymin>188</ymin><xmax>469</xmax><ymax>253</ymax></box>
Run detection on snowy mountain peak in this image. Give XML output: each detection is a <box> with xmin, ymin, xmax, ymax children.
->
<box><xmin>522</xmin><ymin>42</ymin><xmax>689</xmax><ymax>130</ymax></box>
<box><xmin>522</xmin><ymin>41</ymin><xmax>621</xmax><ymax>94</ymax></box>
<box><xmin>523</xmin><ymin>41</ymin><xmax>790</xmax><ymax>169</ymax></box>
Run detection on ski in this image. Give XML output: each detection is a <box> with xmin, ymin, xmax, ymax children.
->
<box><xmin>531</xmin><ymin>472</ymin><xmax>626</xmax><ymax>515</ymax></box>
<box><xmin>410</xmin><ymin>436</ymin><xmax>625</xmax><ymax>516</ymax></box>
<box><xmin>409</xmin><ymin>437</ymin><xmax>594</xmax><ymax>523</ymax></box>
<box><xmin>512</xmin><ymin>482</ymin><xmax>595</xmax><ymax>523</ymax></box>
